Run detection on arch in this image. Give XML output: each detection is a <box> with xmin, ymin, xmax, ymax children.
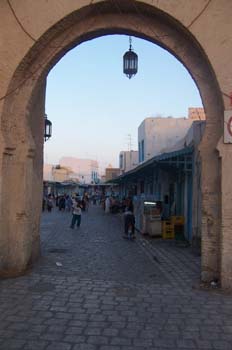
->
<box><xmin>0</xmin><ymin>1</ymin><xmax>224</xmax><ymax>283</ymax></box>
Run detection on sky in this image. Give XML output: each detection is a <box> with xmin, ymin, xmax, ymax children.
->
<box><xmin>45</xmin><ymin>34</ymin><xmax>202</xmax><ymax>173</ymax></box>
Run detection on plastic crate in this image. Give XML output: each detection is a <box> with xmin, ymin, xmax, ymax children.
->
<box><xmin>171</xmin><ymin>216</ymin><xmax>185</xmax><ymax>225</ymax></box>
<box><xmin>162</xmin><ymin>231</ymin><xmax>175</xmax><ymax>239</ymax></box>
<box><xmin>162</xmin><ymin>220</ymin><xmax>174</xmax><ymax>232</ymax></box>
<box><xmin>162</xmin><ymin>221</ymin><xmax>175</xmax><ymax>239</ymax></box>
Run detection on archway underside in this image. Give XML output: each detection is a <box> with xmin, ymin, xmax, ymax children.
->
<box><xmin>0</xmin><ymin>2</ymin><xmax>225</xmax><ymax>286</ymax></box>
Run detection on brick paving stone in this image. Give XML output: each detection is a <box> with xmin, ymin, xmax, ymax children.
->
<box><xmin>211</xmin><ymin>340</ymin><xmax>232</xmax><ymax>349</ymax></box>
<box><xmin>65</xmin><ymin>326</ymin><xmax>84</xmax><ymax>335</ymax></box>
<box><xmin>176</xmin><ymin>339</ymin><xmax>197</xmax><ymax>348</ymax></box>
<box><xmin>99</xmin><ymin>347</ymin><xmax>121</xmax><ymax>350</ymax></box>
<box><xmin>195</xmin><ymin>339</ymin><xmax>213</xmax><ymax>349</ymax></box>
<box><xmin>62</xmin><ymin>335</ymin><xmax>86</xmax><ymax>343</ymax></box>
<box><xmin>72</xmin><ymin>344</ymin><xmax>97</xmax><ymax>350</ymax></box>
<box><xmin>1</xmin><ymin>339</ymin><xmax>26</xmax><ymax>349</ymax></box>
<box><xmin>0</xmin><ymin>206</ymin><xmax>231</xmax><ymax>350</ymax></box>
<box><xmin>133</xmin><ymin>338</ymin><xmax>153</xmax><ymax>347</ymax></box>
<box><xmin>40</xmin><ymin>332</ymin><xmax>64</xmax><ymax>342</ymax></box>
<box><xmin>45</xmin><ymin>342</ymin><xmax>72</xmax><ymax>350</ymax></box>
<box><xmin>102</xmin><ymin>328</ymin><xmax>119</xmax><ymax>336</ymax></box>
<box><xmin>87</xmin><ymin>335</ymin><xmax>109</xmax><ymax>345</ymax></box>
<box><xmin>111</xmin><ymin>337</ymin><xmax>132</xmax><ymax>346</ymax></box>
<box><xmin>84</xmin><ymin>328</ymin><xmax>102</xmax><ymax>336</ymax></box>
<box><xmin>23</xmin><ymin>340</ymin><xmax>49</xmax><ymax>350</ymax></box>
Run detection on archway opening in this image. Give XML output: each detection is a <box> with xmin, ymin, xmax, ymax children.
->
<box><xmin>43</xmin><ymin>34</ymin><xmax>204</xmax><ymax>255</ymax></box>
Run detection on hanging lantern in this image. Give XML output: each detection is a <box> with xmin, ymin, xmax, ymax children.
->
<box><xmin>123</xmin><ymin>36</ymin><xmax>138</xmax><ymax>79</ymax></box>
<box><xmin>44</xmin><ymin>114</ymin><xmax>52</xmax><ymax>141</ymax></box>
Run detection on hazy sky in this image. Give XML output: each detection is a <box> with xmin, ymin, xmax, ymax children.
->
<box><xmin>45</xmin><ymin>35</ymin><xmax>202</xmax><ymax>172</ymax></box>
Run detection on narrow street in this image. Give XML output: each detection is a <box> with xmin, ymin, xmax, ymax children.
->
<box><xmin>0</xmin><ymin>205</ymin><xmax>232</xmax><ymax>350</ymax></box>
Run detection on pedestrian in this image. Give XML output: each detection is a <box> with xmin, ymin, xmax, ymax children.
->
<box><xmin>59</xmin><ymin>195</ymin><xmax>66</xmax><ymax>211</ymax></box>
<box><xmin>83</xmin><ymin>193</ymin><xmax>89</xmax><ymax>212</ymax></box>
<box><xmin>66</xmin><ymin>195</ymin><xmax>73</xmax><ymax>212</ymax></box>
<box><xmin>70</xmin><ymin>199</ymin><xmax>82</xmax><ymax>229</ymax></box>
<box><xmin>42</xmin><ymin>195</ymin><xmax>46</xmax><ymax>211</ymax></box>
<box><xmin>124</xmin><ymin>206</ymin><xmax>135</xmax><ymax>239</ymax></box>
<box><xmin>47</xmin><ymin>194</ymin><xmax>53</xmax><ymax>212</ymax></box>
<box><xmin>125</xmin><ymin>197</ymin><xmax>134</xmax><ymax>213</ymax></box>
<box><xmin>105</xmin><ymin>196</ymin><xmax>111</xmax><ymax>213</ymax></box>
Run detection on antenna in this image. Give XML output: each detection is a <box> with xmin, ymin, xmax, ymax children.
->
<box><xmin>127</xmin><ymin>134</ymin><xmax>133</xmax><ymax>151</ymax></box>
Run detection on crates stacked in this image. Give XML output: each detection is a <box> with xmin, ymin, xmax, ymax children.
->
<box><xmin>162</xmin><ymin>220</ymin><xmax>175</xmax><ymax>239</ymax></box>
<box><xmin>171</xmin><ymin>216</ymin><xmax>185</xmax><ymax>241</ymax></box>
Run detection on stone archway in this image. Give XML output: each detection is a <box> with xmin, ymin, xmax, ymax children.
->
<box><xmin>0</xmin><ymin>1</ymin><xmax>227</xmax><ymax>286</ymax></box>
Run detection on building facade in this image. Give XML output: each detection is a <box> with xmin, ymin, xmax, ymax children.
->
<box><xmin>119</xmin><ymin>150</ymin><xmax>138</xmax><ymax>174</ymax></box>
<box><xmin>51</xmin><ymin>165</ymin><xmax>75</xmax><ymax>182</ymax></box>
<box><xmin>114</xmin><ymin>120</ymin><xmax>205</xmax><ymax>248</ymax></box>
<box><xmin>138</xmin><ymin>109</ymin><xmax>206</xmax><ymax>163</ymax></box>
<box><xmin>60</xmin><ymin>157</ymin><xmax>99</xmax><ymax>184</ymax></box>
<box><xmin>105</xmin><ymin>166</ymin><xmax>121</xmax><ymax>182</ymax></box>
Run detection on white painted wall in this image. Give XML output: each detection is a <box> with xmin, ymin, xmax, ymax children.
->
<box><xmin>60</xmin><ymin>157</ymin><xmax>99</xmax><ymax>184</ymax></box>
<box><xmin>119</xmin><ymin>150</ymin><xmax>138</xmax><ymax>173</ymax></box>
<box><xmin>138</xmin><ymin>117</ymin><xmax>194</xmax><ymax>162</ymax></box>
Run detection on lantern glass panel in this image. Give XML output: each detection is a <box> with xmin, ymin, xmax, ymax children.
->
<box><xmin>44</xmin><ymin>118</ymin><xmax>52</xmax><ymax>141</ymax></box>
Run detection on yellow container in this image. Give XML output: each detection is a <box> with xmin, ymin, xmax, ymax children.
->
<box><xmin>162</xmin><ymin>221</ymin><xmax>174</xmax><ymax>231</ymax></box>
<box><xmin>171</xmin><ymin>216</ymin><xmax>185</xmax><ymax>225</ymax></box>
<box><xmin>162</xmin><ymin>230</ymin><xmax>175</xmax><ymax>239</ymax></box>
<box><xmin>162</xmin><ymin>221</ymin><xmax>175</xmax><ymax>239</ymax></box>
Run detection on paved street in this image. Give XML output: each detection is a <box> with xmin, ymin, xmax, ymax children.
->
<box><xmin>0</xmin><ymin>205</ymin><xmax>232</xmax><ymax>350</ymax></box>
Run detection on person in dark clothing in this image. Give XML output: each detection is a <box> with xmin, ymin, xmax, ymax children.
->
<box><xmin>59</xmin><ymin>195</ymin><xmax>66</xmax><ymax>211</ymax></box>
<box><xmin>47</xmin><ymin>194</ymin><xmax>53</xmax><ymax>212</ymax></box>
<box><xmin>125</xmin><ymin>197</ymin><xmax>134</xmax><ymax>213</ymax></box>
<box><xmin>124</xmin><ymin>207</ymin><xmax>135</xmax><ymax>239</ymax></box>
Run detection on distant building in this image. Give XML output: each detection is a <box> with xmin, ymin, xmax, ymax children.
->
<box><xmin>119</xmin><ymin>150</ymin><xmax>138</xmax><ymax>174</ymax></box>
<box><xmin>105</xmin><ymin>164</ymin><xmax>120</xmax><ymax>182</ymax></box>
<box><xmin>138</xmin><ymin>108</ymin><xmax>205</xmax><ymax>163</ymax></box>
<box><xmin>101</xmin><ymin>175</ymin><xmax>106</xmax><ymax>183</ymax></box>
<box><xmin>188</xmin><ymin>107</ymin><xmax>206</xmax><ymax>120</ymax></box>
<box><xmin>52</xmin><ymin>165</ymin><xmax>75</xmax><ymax>182</ymax></box>
<box><xmin>60</xmin><ymin>157</ymin><xmax>99</xmax><ymax>184</ymax></box>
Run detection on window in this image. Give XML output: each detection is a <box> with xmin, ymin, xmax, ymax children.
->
<box><xmin>138</xmin><ymin>142</ymin><xmax>141</xmax><ymax>163</ymax></box>
<box><xmin>119</xmin><ymin>154</ymin><xmax>123</xmax><ymax>169</ymax></box>
<box><xmin>141</xmin><ymin>140</ymin><xmax>144</xmax><ymax>162</ymax></box>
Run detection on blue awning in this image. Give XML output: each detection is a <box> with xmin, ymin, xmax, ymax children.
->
<box><xmin>153</xmin><ymin>146</ymin><xmax>193</xmax><ymax>162</ymax></box>
<box><xmin>109</xmin><ymin>146</ymin><xmax>194</xmax><ymax>183</ymax></box>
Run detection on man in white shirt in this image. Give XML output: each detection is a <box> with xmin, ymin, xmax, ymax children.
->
<box><xmin>70</xmin><ymin>198</ymin><xmax>82</xmax><ymax>228</ymax></box>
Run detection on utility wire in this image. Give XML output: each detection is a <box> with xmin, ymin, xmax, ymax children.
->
<box><xmin>0</xmin><ymin>0</ymin><xmax>230</xmax><ymax>104</ymax></box>
<box><xmin>187</xmin><ymin>0</ymin><xmax>212</xmax><ymax>29</ymax></box>
<box><xmin>7</xmin><ymin>0</ymin><xmax>37</xmax><ymax>42</ymax></box>
<box><xmin>0</xmin><ymin>0</ymin><xmax>97</xmax><ymax>102</ymax></box>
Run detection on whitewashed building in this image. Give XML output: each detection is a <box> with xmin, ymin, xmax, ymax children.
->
<box><xmin>138</xmin><ymin>108</ymin><xmax>205</xmax><ymax>163</ymax></box>
<box><xmin>59</xmin><ymin>157</ymin><xmax>99</xmax><ymax>184</ymax></box>
<box><xmin>119</xmin><ymin>150</ymin><xmax>138</xmax><ymax>174</ymax></box>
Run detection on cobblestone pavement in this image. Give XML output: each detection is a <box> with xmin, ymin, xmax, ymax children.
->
<box><xmin>0</xmin><ymin>205</ymin><xmax>232</xmax><ymax>350</ymax></box>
